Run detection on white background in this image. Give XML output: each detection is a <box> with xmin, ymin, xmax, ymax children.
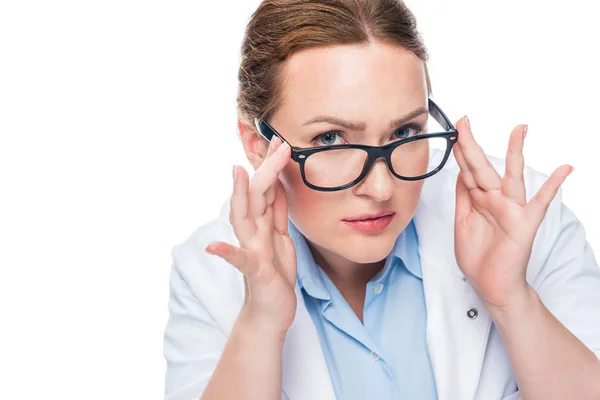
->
<box><xmin>1</xmin><ymin>0</ymin><xmax>598</xmax><ymax>398</ymax></box>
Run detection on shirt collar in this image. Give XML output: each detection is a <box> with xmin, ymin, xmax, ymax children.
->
<box><xmin>392</xmin><ymin>218</ymin><xmax>422</xmax><ymax>279</ymax></box>
<box><xmin>288</xmin><ymin>218</ymin><xmax>422</xmax><ymax>301</ymax></box>
<box><xmin>364</xmin><ymin>218</ymin><xmax>422</xmax><ymax>286</ymax></box>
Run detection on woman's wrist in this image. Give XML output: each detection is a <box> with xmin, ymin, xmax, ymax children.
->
<box><xmin>236</xmin><ymin>305</ymin><xmax>289</xmax><ymax>345</ymax></box>
<box><xmin>201</xmin><ymin>304</ymin><xmax>287</xmax><ymax>399</ymax></box>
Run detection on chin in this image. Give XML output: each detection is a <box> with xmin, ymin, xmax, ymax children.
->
<box><xmin>338</xmin><ymin>230</ymin><xmax>397</xmax><ymax>263</ymax></box>
<box><xmin>343</xmin><ymin>244</ymin><xmax>394</xmax><ymax>264</ymax></box>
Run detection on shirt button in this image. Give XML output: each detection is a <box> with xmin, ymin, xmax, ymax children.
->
<box><xmin>467</xmin><ymin>307</ymin><xmax>478</xmax><ymax>319</ymax></box>
<box><xmin>373</xmin><ymin>283</ymin><xmax>384</xmax><ymax>295</ymax></box>
<box><xmin>370</xmin><ymin>351</ymin><xmax>380</xmax><ymax>361</ymax></box>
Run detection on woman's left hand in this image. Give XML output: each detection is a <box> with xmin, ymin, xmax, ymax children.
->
<box><xmin>452</xmin><ymin>116</ymin><xmax>574</xmax><ymax>313</ymax></box>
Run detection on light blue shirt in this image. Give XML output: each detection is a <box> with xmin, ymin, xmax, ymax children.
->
<box><xmin>288</xmin><ymin>219</ymin><xmax>438</xmax><ymax>400</ymax></box>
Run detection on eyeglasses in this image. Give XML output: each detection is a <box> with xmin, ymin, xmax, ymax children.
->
<box><xmin>254</xmin><ymin>98</ymin><xmax>458</xmax><ymax>192</ymax></box>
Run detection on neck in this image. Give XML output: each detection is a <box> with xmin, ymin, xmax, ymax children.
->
<box><xmin>307</xmin><ymin>240</ymin><xmax>386</xmax><ymax>294</ymax></box>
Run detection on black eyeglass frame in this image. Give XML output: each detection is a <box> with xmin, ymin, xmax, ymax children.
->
<box><xmin>254</xmin><ymin>98</ymin><xmax>458</xmax><ymax>192</ymax></box>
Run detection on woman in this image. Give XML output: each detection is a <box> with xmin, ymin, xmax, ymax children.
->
<box><xmin>162</xmin><ymin>1</ymin><xmax>600</xmax><ymax>399</ymax></box>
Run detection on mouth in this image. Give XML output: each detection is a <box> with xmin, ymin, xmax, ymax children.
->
<box><xmin>342</xmin><ymin>211</ymin><xmax>396</xmax><ymax>233</ymax></box>
<box><xmin>343</xmin><ymin>210</ymin><xmax>396</xmax><ymax>222</ymax></box>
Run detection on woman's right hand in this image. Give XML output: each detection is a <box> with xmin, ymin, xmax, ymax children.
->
<box><xmin>205</xmin><ymin>136</ymin><xmax>297</xmax><ymax>335</ymax></box>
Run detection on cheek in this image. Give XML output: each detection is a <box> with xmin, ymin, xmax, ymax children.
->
<box><xmin>386</xmin><ymin>179</ymin><xmax>424</xmax><ymax>234</ymax></box>
<box><xmin>279</xmin><ymin>161</ymin><xmax>334</xmax><ymax>220</ymax></box>
<box><xmin>398</xmin><ymin>179</ymin><xmax>424</xmax><ymax>208</ymax></box>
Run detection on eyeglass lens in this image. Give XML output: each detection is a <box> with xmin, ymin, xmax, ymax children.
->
<box><xmin>303</xmin><ymin>111</ymin><xmax>449</xmax><ymax>189</ymax></box>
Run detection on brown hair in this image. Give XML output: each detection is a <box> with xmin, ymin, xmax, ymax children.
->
<box><xmin>236</xmin><ymin>0</ymin><xmax>431</xmax><ymax>127</ymax></box>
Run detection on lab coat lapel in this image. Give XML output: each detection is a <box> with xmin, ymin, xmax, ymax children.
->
<box><xmin>413</xmin><ymin>167</ymin><xmax>493</xmax><ymax>400</ymax></box>
<box><xmin>281</xmin><ymin>283</ymin><xmax>337</xmax><ymax>400</ymax></box>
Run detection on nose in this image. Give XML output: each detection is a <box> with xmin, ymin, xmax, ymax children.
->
<box><xmin>351</xmin><ymin>157</ymin><xmax>394</xmax><ymax>201</ymax></box>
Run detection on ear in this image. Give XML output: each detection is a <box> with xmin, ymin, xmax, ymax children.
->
<box><xmin>238</xmin><ymin>119</ymin><xmax>270</xmax><ymax>171</ymax></box>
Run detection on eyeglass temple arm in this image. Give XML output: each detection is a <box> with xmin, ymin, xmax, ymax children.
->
<box><xmin>254</xmin><ymin>118</ymin><xmax>281</xmax><ymax>142</ymax></box>
<box><xmin>428</xmin><ymin>98</ymin><xmax>456</xmax><ymax>132</ymax></box>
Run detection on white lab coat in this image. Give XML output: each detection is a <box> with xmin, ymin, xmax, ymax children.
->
<box><xmin>163</xmin><ymin>149</ymin><xmax>600</xmax><ymax>400</ymax></box>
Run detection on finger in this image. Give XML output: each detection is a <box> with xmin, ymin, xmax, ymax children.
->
<box><xmin>455</xmin><ymin>171</ymin><xmax>473</xmax><ymax>224</ymax></box>
<box><xmin>524</xmin><ymin>165</ymin><xmax>574</xmax><ymax>227</ymax></box>
<box><xmin>254</xmin><ymin>205</ymin><xmax>275</xmax><ymax>255</ymax></box>
<box><xmin>249</xmin><ymin>137</ymin><xmax>291</xmax><ymax>218</ymax></box>
<box><xmin>264</xmin><ymin>184</ymin><xmax>276</xmax><ymax>208</ymax></box>
<box><xmin>456</xmin><ymin>116</ymin><xmax>503</xmax><ymax>191</ymax></box>
<box><xmin>453</xmin><ymin>142</ymin><xmax>478</xmax><ymax>189</ymax></box>
<box><xmin>502</xmin><ymin>124</ymin><xmax>527</xmax><ymax>206</ymax></box>
<box><xmin>229</xmin><ymin>165</ymin><xmax>254</xmax><ymax>248</ymax></box>
<box><xmin>205</xmin><ymin>241</ymin><xmax>259</xmax><ymax>278</ymax></box>
<box><xmin>272</xmin><ymin>179</ymin><xmax>289</xmax><ymax>235</ymax></box>
<box><xmin>263</xmin><ymin>136</ymin><xmax>281</xmax><ymax>208</ymax></box>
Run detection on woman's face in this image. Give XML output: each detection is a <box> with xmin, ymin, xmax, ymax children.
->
<box><xmin>261</xmin><ymin>40</ymin><xmax>429</xmax><ymax>265</ymax></box>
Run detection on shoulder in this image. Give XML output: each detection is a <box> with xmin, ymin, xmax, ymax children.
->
<box><xmin>172</xmin><ymin>198</ymin><xmax>235</xmax><ymax>270</ymax></box>
<box><xmin>170</xmin><ymin>197</ymin><xmax>244</xmax><ymax>328</ymax></box>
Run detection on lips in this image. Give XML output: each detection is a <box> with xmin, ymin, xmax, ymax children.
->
<box><xmin>343</xmin><ymin>210</ymin><xmax>396</xmax><ymax>222</ymax></box>
<box><xmin>342</xmin><ymin>212</ymin><xmax>396</xmax><ymax>233</ymax></box>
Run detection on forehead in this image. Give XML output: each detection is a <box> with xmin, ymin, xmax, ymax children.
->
<box><xmin>272</xmin><ymin>41</ymin><xmax>428</xmax><ymax>128</ymax></box>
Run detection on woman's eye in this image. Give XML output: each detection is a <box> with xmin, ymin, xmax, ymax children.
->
<box><xmin>312</xmin><ymin>124</ymin><xmax>424</xmax><ymax>146</ymax></box>
<box><xmin>312</xmin><ymin>131</ymin><xmax>345</xmax><ymax>146</ymax></box>
<box><xmin>393</xmin><ymin>124</ymin><xmax>424</xmax><ymax>140</ymax></box>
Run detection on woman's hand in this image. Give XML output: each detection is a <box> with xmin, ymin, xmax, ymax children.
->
<box><xmin>205</xmin><ymin>136</ymin><xmax>297</xmax><ymax>335</ymax></box>
<box><xmin>452</xmin><ymin>116</ymin><xmax>574</xmax><ymax>313</ymax></box>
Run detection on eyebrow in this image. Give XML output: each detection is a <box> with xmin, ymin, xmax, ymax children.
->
<box><xmin>301</xmin><ymin>106</ymin><xmax>428</xmax><ymax>131</ymax></box>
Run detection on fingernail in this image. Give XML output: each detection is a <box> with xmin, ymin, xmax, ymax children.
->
<box><xmin>276</xmin><ymin>140</ymin><xmax>289</xmax><ymax>154</ymax></box>
<box><xmin>232</xmin><ymin>165</ymin><xmax>238</xmax><ymax>182</ymax></box>
<box><xmin>570</xmin><ymin>166</ymin><xmax>575</xmax><ymax>173</ymax></box>
<box><xmin>523</xmin><ymin>124</ymin><xmax>528</xmax><ymax>140</ymax></box>
<box><xmin>464</xmin><ymin>115</ymin><xmax>471</xmax><ymax>130</ymax></box>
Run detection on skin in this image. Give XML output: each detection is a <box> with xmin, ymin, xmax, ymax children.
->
<box><xmin>203</xmin><ymin>39</ymin><xmax>600</xmax><ymax>399</ymax></box>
